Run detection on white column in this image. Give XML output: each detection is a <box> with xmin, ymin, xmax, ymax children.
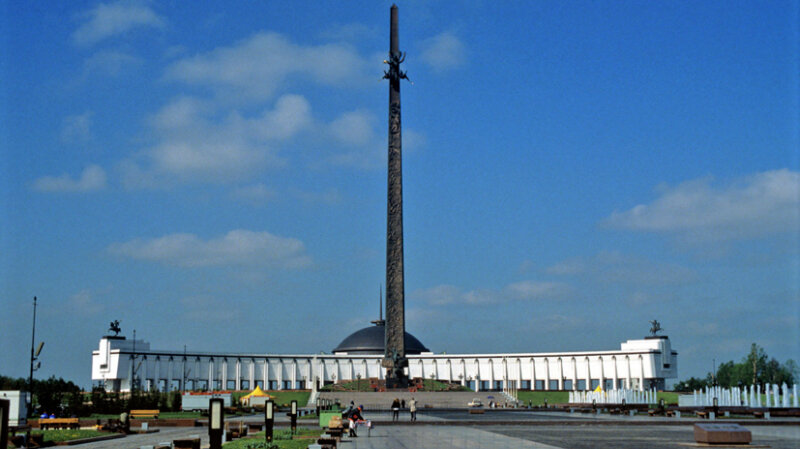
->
<box><xmin>277</xmin><ymin>359</ymin><xmax>283</xmax><ymax>390</ymax></box>
<box><xmin>194</xmin><ymin>358</ymin><xmax>200</xmax><ymax>390</ymax></box>
<box><xmin>263</xmin><ymin>359</ymin><xmax>269</xmax><ymax>390</ymax></box>
<box><xmin>502</xmin><ymin>358</ymin><xmax>508</xmax><ymax>390</ymax></box>
<box><xmin>474</xmin><ymin>359</ymin><xmax>480</xmax><ymax>392</ymax></box>
<box><xmin>638</xmin><ymin>355</ymin><xmax>645</xmax><ymax>391</ymax></box>
<box><xmin>221</xmin><ymin>359</ymin><xmax>228</xmax><ymax>390</ymax></box>
<box><xmin>530</xmin><ymin>358</ymin><xmax>536</xmax><ymax>390</ymax></box>
<box><xmin>544</xmin><ymin>358</ymin><xmax>550</xmax><ymax>390</ymax></box>
<box><xmin>599</xmin><ymin>356</ymin><xmax>605</xmax><ymax>390</ymax></box>
<box><xmin>167</xmin><ymin>358</ymin><xmax>173</xmax><ymax>391</ymax></box>
<box><xmin>292</xmin><ymin>360</ymin><xmax>297</xmax><ymax>390</ymax></box>
<box><xmin>612</xmin><ymin>356</ymin><xmax>618</xmax><ymax>390</ymax></box>
<box><xmin>585</xmin><ymin>357</ymin><xmax>591</xmax><ymax>390</ymax></box>
<box><xmin>488</xmin><ymin>359</ymin><xmax>494</xmax><ymax>390</ymax></box>
<box><xmin>249</xmin><ymin>359</ymin><xmax>255</xmax><ymax>390</ymax></box>
<box><xmin>557</xmin><ymin>358</ymin><xmax>564</xmax><ymax>390</ymax></box>
<box><xmin>626</xmin><ymin>356</ymin><xmax>632</xmax><ymax>390</ymax></box>
<box><xmin>235</xmin><ymin>359</ymin><xmax>242</xmax><ymax>390</ymax></box>
<box><xmin>208</xmin><ymin>359</ymin><xmax>214</xmax><ymax>390</ymax></box>
<box><xmin>155</xmin><ymin>357</ymin><xmax>162</xmax><ymax>392</ymax></box>
<box><xmin>572</xmin><ymin>357</ymin><xmax>578</xmax><ymax>390</ymax></box>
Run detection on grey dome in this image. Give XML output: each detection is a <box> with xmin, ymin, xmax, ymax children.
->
<box><xmin>332</xmin><ymin>323</ymin><xmax>429</xmax><ymax>355</ymax></box>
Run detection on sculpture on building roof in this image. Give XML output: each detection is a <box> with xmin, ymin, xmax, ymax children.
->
<box><xmin>649</xmin><ymin>319</ymin><xmax>663</xmax><ymax>336</ymax></box>
<box><xmin>109</xmin><ymin>320</ymin><xmax>121</xmax><ymax>336</ymax></box>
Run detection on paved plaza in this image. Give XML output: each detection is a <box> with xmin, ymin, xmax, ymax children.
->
<box><xmin>66</xmin><ymin>410</ymin><xmax>800</xmax><ymax>449</ymax></box>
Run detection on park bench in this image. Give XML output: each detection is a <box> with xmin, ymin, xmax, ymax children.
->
<box><xmin>173</xmin><ymin>437</ymin><xmax>201</xmax><ymax>449</ymax></box>
<box><xmin>225</xmin><ymin>421</ymin><xmax>247</xmax><ymax>439</ymax></box>
<box><xmin>39</xmin><ymin>417</ymin><xmax>80</xmax><ymax>429</ymax></box>
<box><xmin>130</xmin><ymin>409</ymin><xmax>160</xmax><ymax>419</ymax></box>
<box><xmin>753</xmin><ymin>411</ymin><xmax>765</xmax><ymax>418</ymax></box>
<box><xmin>317</xmin><ymin>437</ymin><xmax>338</xmax><ymax>448</ymax></box>
<box><xmin>696</xmin><ymin>411</ymin><xmax>709</xmax><ymax>419</ymax></box>
<box><xmin>326</xmin><ymin>414</ymin><xmax>345</xmax><ymax>439</ymax></box>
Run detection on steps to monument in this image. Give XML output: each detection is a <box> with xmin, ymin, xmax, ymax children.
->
<box><xmin>317</xmin><ymin>391</ymin><xmax>515</xmax><ymax>410</ymax></box>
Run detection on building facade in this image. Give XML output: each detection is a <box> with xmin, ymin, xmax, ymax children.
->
<box><xmin>92</xmin><ymin>335</ymin><xmax>677</xmax><ymax>392</ymax></box>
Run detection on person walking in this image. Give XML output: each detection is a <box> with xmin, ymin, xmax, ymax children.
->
<box><xmin>409</xmin><ymin>397</ymin><xmax>417</xmax><ymax>421</ymax></box>
<box><xmin>391</xmin><ymin>398</ymin><xmax>400</xmax><ymax>421</ymax></box>
<box><xmin>348</xmin><ymin>405</ymin><xmax>364</xmax><ymax>437</ymax></box>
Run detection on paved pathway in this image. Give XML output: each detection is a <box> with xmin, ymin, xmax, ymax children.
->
<box><xmin>341</xmin><ymin>425</ymin><xmax>562</xmax><ymax>448</ymax></box>
<box><xmin>65</xmin><ymin>413</ymin><xmax>800</xmax><ymax>448</ymax></box>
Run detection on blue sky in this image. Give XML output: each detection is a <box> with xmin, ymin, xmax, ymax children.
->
<box><xmin>2</xmin><ymin>1</ymin><xmax>798</xmax><ymax>388</ymax></box>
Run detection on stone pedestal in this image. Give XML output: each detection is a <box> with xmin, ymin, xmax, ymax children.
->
<box><xmin>693</xmin><ymin>423</ymin><xmax>752</xmax><ymax>444</ymax></box>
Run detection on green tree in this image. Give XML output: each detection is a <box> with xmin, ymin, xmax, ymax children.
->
<box><xmin>673</xmin><ymin>377</ymin><xmax>709</xmax><ymax>391</ymax></box>
<box><xmin>743</xmin><ymin>343</ymin><xmax>768</xmax><ymax>385</ymax></box>
<box><xmin>673</xmin><ymin>343</ymin><xmax>796</xmax><ymax>390</ymax></box>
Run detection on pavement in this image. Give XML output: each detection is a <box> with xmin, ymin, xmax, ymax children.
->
<box><xmin>64</xmin><ymin>410</ymin><xmax>800</xmax><ymax>448</ymax></box>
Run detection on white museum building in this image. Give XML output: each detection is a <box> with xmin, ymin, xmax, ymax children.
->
<box><xmin>91</xmin><ymin>321</ymin><xmax>678</xmax><ymax>393</ymax></box>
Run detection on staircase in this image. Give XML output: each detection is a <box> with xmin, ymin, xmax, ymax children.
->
<box><xmin>316</xmin><ymin>391</ymin><xmax>515</xmax><ymax>410</ymax></box>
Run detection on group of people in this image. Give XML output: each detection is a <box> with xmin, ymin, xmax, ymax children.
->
<box><xmin>390</xmin><ymin>397</ymin><xmax>417</xmax><ymax>421</ymax></box>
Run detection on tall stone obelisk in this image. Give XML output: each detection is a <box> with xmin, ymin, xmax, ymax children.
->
<box><xmin>382</xmin><ymin>4</ymin><xmax>409</xmax><ymax>388</ymax></box>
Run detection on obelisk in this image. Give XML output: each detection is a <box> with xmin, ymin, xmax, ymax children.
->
<box><xmin>382</xmin><ymin>4</ymin><xmax>409</xmax><ymax>388</ymax></box>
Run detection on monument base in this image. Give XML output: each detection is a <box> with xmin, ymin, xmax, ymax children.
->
<box><xmin>694</xmin><ymin>423</ymin><xmax>752</xmax><ymax>444</ymax></box>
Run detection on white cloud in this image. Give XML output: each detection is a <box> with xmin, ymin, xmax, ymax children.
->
<box><xmin>324</xmin><ymin>110</ymin><xmax>425</xmax><ymax>169</ymax></box>
<box><xmin>69</xmin><ymin>289</ymin><xmax>105</xmax><ymax>315</ymax></box>
<box><xmin>547</xmin><ymin>251</ymin><xmax>696</xmax><ymax>285</ymax></box>
<box><xmin>319</xmin><ymin>23</ymin><xmax>377</xmax><ymax>42</ymax></box>
<box><xmin>83</xmin><ymin>50</ymin><xmax>142</xmax><ymax>75</ymax></box>
<box><xmin>231</xmin><ymin>183</ymin><xmax>277</xmax><ymax>204</ymax></box>
<box><xmin>108</xmin><ymin>229</ymin><xmax>311</xmax><ymax>268</ymax></box>
<box><xmin>291</xmin><ymin>188</ymin><xmax>342</xmax><ymax>205</ymax></box>
<box><xmin>505</xmin><ymin>280</ymin><xmax>570</xmax><ymax>300</ymax></box>
<box><xmin>61</xmin><ymin>112</ymin><xmax>93</xmax><ymax>144</ymax></box>
<box><xmin>164</xmin><ymin>32</ymin><xmax>369</xmax><ymax>101</ymax></box>
<box><xmin>604</xmin><ymin>169</ymin><xmax>800</xmax><ymax>241</ymax></box>
<box><xmin>33</xmin><ymin>165</ymin><xmax>107</xmax><ymax>192</ymax></box>
<box><xmin>413</xmin><ymin>280</ymin><xmax>570</xmax><ymax>306</ymax></box>
<box><xmin>122</xmin><ymin>94</ymin><xmax>312</xmax><ymax>186</ymax></box>
<box><xmin>180</xmin><ymin>296</ymin><xmax>241</xmax><ymax>322</ymax></box>
<box><xmin>73</xmin><ymin>0</ymin><xmax>165</xmax><ymax>46</ymax></box>
<box><xmin>419</xmin><ymin>32</ymin><xmax>466</xmax><ymax>73</ymax></box>
<box><xmin>329</xmin><ymin>110</ymin><xmax>377</xmax><ymax>148</ymax></box>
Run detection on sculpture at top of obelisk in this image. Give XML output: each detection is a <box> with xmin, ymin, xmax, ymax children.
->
<box><xmin>382</xmin><ymin>4</ymin><xmax>409</xmax><ymax>388</ymax></box>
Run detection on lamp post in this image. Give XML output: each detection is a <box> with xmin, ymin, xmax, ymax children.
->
<box><xmin>264</xmin><ymin>400</ymin><xmax>274</xmax><ymax>443</ymax></box>
<box><xmin>28</xmin><ymin>296</ymin><xmax>44</xmax><ymax>416</ymax></box>
<box><xmin>290</xmin><ymin>400</ymin><xmax>298</xmax><ymax>435</ymax></box>
<box><xmin>208</xmin><ymin>398</ymin><xmax>223</xmax><ymax>449</ymax></box>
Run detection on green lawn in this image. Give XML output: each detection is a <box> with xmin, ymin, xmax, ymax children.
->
<box><xmin>84</xmin><ymin>411</ymin><xmax>203</xmax><ymax>419</ymax></box>
<box><xmin>264</xmin><ymin>391</ymin><xmax>311</xmax><ymax>408</ymax></box>
<box><xmin>222</xmin><ymin>428</ymin><xmax>322</xmax><ymax>449</ymax></box>
<box><xmin>9</xmin><ymin>429</ymin><xmax>112</xmax><ymax>447</ymax></box>
<box><xmin>515</xmin><ymin>391</ymin><xmax>570</xmax><ymax>405</ymax></box>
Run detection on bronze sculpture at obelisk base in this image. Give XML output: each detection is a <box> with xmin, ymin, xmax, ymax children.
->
<box><xmin>382</xmin><ymin>4</ymin><xmax>410</xmax><ymax>389</ymax></box>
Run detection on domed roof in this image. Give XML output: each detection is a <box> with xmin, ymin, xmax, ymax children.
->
<box><xmin>332</xmin><ymin>323</ymin><xmax>429</xmax><ymax>355</ymax></box>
